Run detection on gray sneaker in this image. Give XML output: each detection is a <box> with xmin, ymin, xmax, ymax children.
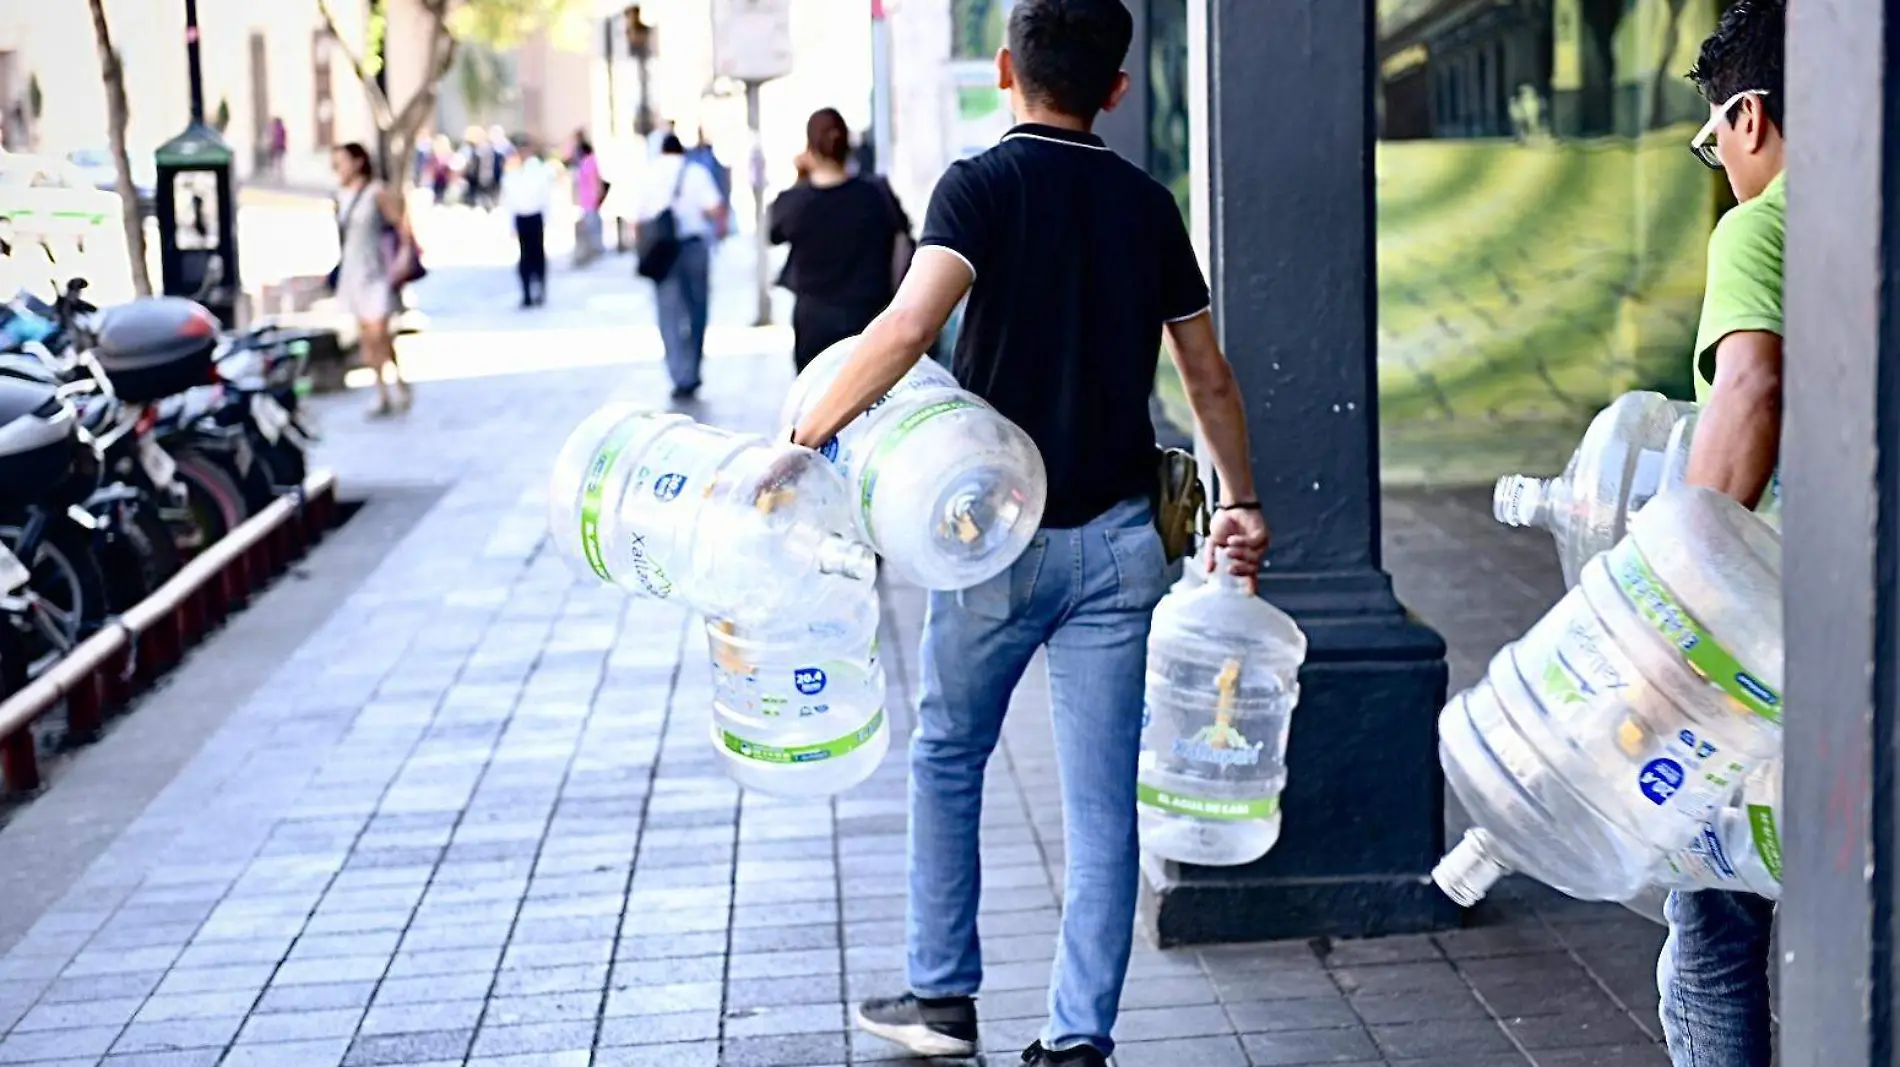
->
<box><xmin>853</xmin><ymin>992</ymin><xmax>979</xmax><ymax>1057</ymax></box>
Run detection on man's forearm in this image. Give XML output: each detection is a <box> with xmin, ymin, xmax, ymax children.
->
<box><xmin>1683</xmin><ymin>394</ymin><xmax>1779</xmax><ymax>509</ymax></box>
<box><xmin>1189</xmin><ymin>372</ymin><xmax>1257</xmax><ymax>506</ymax></box>
<box><xmin>790</xmin><ymin>307</ymin><xmax>932</xmax><ymax>447</ymax></box>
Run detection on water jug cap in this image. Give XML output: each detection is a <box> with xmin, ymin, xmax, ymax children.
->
<box><xmin>1432</xmin><ymin>829</ymin><xmax>1510</xmax><ymax>907</ymax></box>
<box><xmin>1492</xmin><ymin>475</ymin><xmax>1549</xmax><ymax>529</ymax></box>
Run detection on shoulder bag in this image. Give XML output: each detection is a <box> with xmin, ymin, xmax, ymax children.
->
<box><xmin>636</xmin><ymin>163</ymin><xmax>690</xmax><ymax>281</ymax></box>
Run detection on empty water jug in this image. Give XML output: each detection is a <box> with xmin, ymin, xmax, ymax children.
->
<box><xmin>1656</xmin><ymin>760</ymin><xmax>1781</xmax><ymax>899</ymax></box>
<box><xmin>1435</xmin><ymin>486</ymin><xmax>1783</xmax><ymax>905</ymax></box>
<box><xmin>1659</xmin><ymin>408</ymin><xmax>1782</xmax><ymax>528</ymax></box>
<box><xmin>780</xmin><ymin>337</ymin><xmax>1047</xmax><ymax>591</ymax></box>
<box><xmin>704</xmin><ymin>577</ymin><xmax>890</xmax><ymax>797</ymax></box>
<box><xmin>1138</xmin><ymin>550</ymin><xmax>1307</xmax><ymax>866</ymax></box>
<box><xmin>549</xmin><ymin>405</ymin><xmax>876</xmax><ymax>626</ymax></box>
<box><xmin>1494</xmin><ymin>391</ymin><xmax>1692</xmax><ymax>587</ymax></box>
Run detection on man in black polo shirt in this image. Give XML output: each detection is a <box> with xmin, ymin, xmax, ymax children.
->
<box><xmin>791</xmin><ymin>2</ymin><xmax>1268</xmax><ymax>1063</ymax></box>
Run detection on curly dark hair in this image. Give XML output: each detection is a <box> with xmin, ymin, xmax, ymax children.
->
<box><xmin>1006</xmin><ymin>0</ymin><xmax>1134</xmax><ymax>119</ymax></box>
<box><xmin>1687</xmin><ymin>0</ymin><xmax>1785</xmax><ymax>131</ymax></box>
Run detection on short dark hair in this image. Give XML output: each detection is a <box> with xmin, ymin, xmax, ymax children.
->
<box><xmin>1006</xmin><ymin>0</ymin><xmax>1134</xmax><ymax>119</ymax></box>
<box><xmin>1687</xmin><ymin>0</ymin><xmax>1785</xmax><ymax>131</ymax></box>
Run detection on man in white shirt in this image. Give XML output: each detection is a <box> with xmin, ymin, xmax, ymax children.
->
<box><xmin>502</xmin><ymin>145</ymin><xmax>555</xmax><ymax>308</ymax></box>
<box><xmin>639</xmin><ymin>133</ymin><xmax>727</xmax><ymax>399</ymax></box>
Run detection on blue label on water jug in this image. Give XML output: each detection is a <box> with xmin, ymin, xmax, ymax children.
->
<box><xmin>1640</xmin><ymin>758</ymin><xmax>1686</xmax><ymax>805</ymax></box>
<box><xmin>820</xmin><ymin>438</ymin><xmax>840</xmax><ymax>462</ymax></box>
<box><xmin>652</xmin><ymin>472</ymin><xmax>688</xmax><ymax>501</ymax></box>
<box><xmin>794</xmin><ymin>667</ymin><xmax>827</xmax><ymax>695</ymax></box>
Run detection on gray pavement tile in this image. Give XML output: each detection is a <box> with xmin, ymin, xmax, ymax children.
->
<box><xmin>255</xmin><ymin>981</ymin><xmax>379</xmax><ymax>1014</ymax></box>
<box><xmin>1432</xmin><ymin>924</ymin><xmax>1562</xmax><ymax>960</ymax></box>
<box><xmin>341</xmin><ymin>1029</ymin><xmax>474</xmax><ymax>1066</ymax></box>
<box><xmin>383</xmin><ymin>947</ymin><xmax>503</xmax><ymax>980</ymax></box>
<box><xmin>604</xmin><ymin>981</ymin><xmax>724</xmax><ymax>1017</ymax></box>
<box><xmin>1118</xmin><ymin>975</ymin><xmax>1221</xmax><ymax>1011</ymax></box>
<box><xmin>133</xmin><ymin>990</ymin><xmax>261</xmax><ymax>1023</ymax></box>
<box><xmin>1199</xmin><ymin>943</ymin><xmax>1323</xmax><ymax>974</ymax></box>
<box><xmin>728</xmin><ymin>950</ymin><xmax>841</xmax><ymax>981</ymax></box>
<box><xmin>507</xmin><ymin>916</ymin><xmax>620</xmax><ymax>946</ymax></box>
<box><xmin>1346</xmin><ymin>986</ymin><xmax>1492</xmax><ymax>1025</ymax></box>
<box><xmin>99</xmin><ymin>1052</ymin><xmax>224</xmax><ymax>1067</ymax></box>
<box><xmin>1239</xmin><ymin>1026</ymin><xmax>1382</xmax><ymax>1065</ymax></box>
<box><xmin>289</xmin><ymin>932</ymin><xmax>406</xmax><ymax>962</ymax></box>
<box><xmin>370</xmin><ymin>974</ymin><xmax>498</xmax><ymax>1007</ymax></box>
<box><xmin>1114</xmin><ymin>1004</ymin><xmax>1234</xmax><ymax>1043</ymax></box>
<box><xmin>610</xmin><ymin>956</ymin><xmax>726</xmax><ymax>988</ymax></box>
<box><xmin>222</xmin><ymin>1037</ymin><xmax>352</xmax><ymax>1067</ymax></box>
<box><xmin>614</xmin><ymin>934</ymin><xmax>730</xmax><ymax>963</ymax></box>
<box><xmin>61</xmin><ymin>947</ymin><xmax>185</xmax><ymax>978</ymax></box>
<box><xmin>482</xmin><ymin>992</ymin><xmax>602</xmax><ymax>1027</ymax></box>
<box><xmin>1528</xmin><ymin>1044</ymin><xmax>1669</xmax><ymax>1066</ymax></box>
<box><xmin>593</xmin><ymin>1041</ymin><xmax>719</xmax><ymax>1067</ymax></box>
<box><xmin>729</xmin><ymin>901</ymin><xmax>838</xmax><ymax>932</ymax></box>
<box><xmin>1211</xmin><ymin>969</ymin><xmax>1340</xmax><ymax>1003</ymax></box>
<box><xmin>500</xmin><ymin>941</ymin><xmax>612</xmax><ymax>971</ymax></box>
<box><xmin>1501</xmin><ymin>1006</ymin><xmax>1654</xmax><ymax>1050</ymax></box>
<box><xmin>274</xmin><ymin>956</ymin><xmax>391</xmax><ymax>986</ymax></box>
<box><xmin>491</xmin><ymin>965</ymin><xmax>609</xmax><ymax>998</ymax></box>
<box><xmin>975</xmin><ymin>987</ymin><xmax>1046</xmax><ymax>1021</ymax></box>
<box><xmin>469</xmin><ymin>1021</ymin><xmax>596</xmax><ymax>1057</ymax></box>
<box><xmin>236</xmin><ymin>1007</ymin><xmax>367</xmax><ymax>1043</ymax></box>
<box><xmin>394</xmin><ymin>921</ymin><xmax>515</xmax><ymax>953</ymax></box>
<box><xmin>35</xmin><ymin>972</ymin><xmax>164</xmax><ymax>1005</ymax></box>
<box><xmin>723</xmin><ymin>1002</ymin><xmax>846</xmax><ymax>1039</ymax></box>
<box><xmin>724</xmin><ymin>975</ymin><xmax>846</xmax><ymax>1014</ymax></box>
<box><xmin>357</xmin><ymin>999</ymin><xmax>488</xmax><ymax>1037</ymax></box>
<box><xmin>1319</xmin><ymin>935</ymin><xmax>1445</xmax><ymax>968</ymax></box>
<box><xmin>1329</xmin><ymin>963</ymin><xmax>1467</xmax><ymax>1000</ymax></box>
<box><xmin>619</xmin><ymin>910</ymin><xmax>730</xmax><ymax>936</ymax></box>
<box><xmin>0</xmin><ymin>1028</ymin><xmax>121</xmax><ymax>1064</ymax></box>
<box><xmin>465</xmin><ymin>1053</ymin><xmax>591</xmax><ymax>1067</ymax></box>
<box><xmin>110</xmin><ymin>1015</ymin><xmax>245</xmax><ymax>1055</ymax></box>
<box><xmin>9</xmin><ymin>996</ymin><xmax>145</xmax><ymax>1032</ymax></box>
<box><xmin>151</xmin><ymin>963</ymin><xmax>278</xmax><ymax>996</ymax></box>
<box><xmin>595</xmin><ymin>1009</ymin><xmax>721</xmax><ymax>1047</ymax></box>
<box><xmin>1115</xmin><ymin>1035</ymin><xmax>1250</xmax><ymax>1067</ymax></box>
<box><xmin>1368</xmin><ymin>1018</ymin><xmax>1517</xmax><ymax>1061</ymax></box>
<box><xmin>731</xmin><ymin>925</ymin><xmax>841</xmax><ymax>955</ymax></box>
<box><xmin>1224</xmin><ymin>997</ymin><xmax>1362</xmax><ymax>1035</ymax></box>
<box><xmin>721</xmin><ymin>1032</ymin><xmax>848</xmax><ymax>1067</ymax></box>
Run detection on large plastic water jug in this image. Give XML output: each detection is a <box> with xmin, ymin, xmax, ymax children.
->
<box><xmin>1655</xmin><ymin>760</ymin><xmax>1781</xmax><ymax>899</ymax></box>
<box><xmin>1494</xmin><ymin>392</ymin><xmax>1693</xmax><ymax>586</ymax></box>
<box><xmin>780</xmin><ymin>337</ymin><xmax>1047</xmax><ymax>591</ymax></box>
<box><xmin>1138</xmin><ymin>550</ymin><xmax>1307</xmax><ymax>866</ymax></box>
<box><xmin>703</xmin><ymin>577</ymin><xmax>890</xmax><ymax>797</ymax></box>
<box><xmin>1497</xmin><ymin>393</ymin><xmax>1781</xmax><ymax>586</ymax></box>
<box><xmin>1434</xmin><ymin>487</ymin><xmax>1783</xmax><ymax>905</ymax></box>
<box><xmin>549</xmin><ymin>405</ymin><xmax>876</xmax><ymax>625</ymax></box>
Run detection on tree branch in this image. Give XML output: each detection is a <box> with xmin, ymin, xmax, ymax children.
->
<box><xmin>316</xmin><ymin>0</ymin><xmax>394</xmax><ymax>129</ymax></box>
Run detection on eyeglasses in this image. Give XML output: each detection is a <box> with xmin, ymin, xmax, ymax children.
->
<box><xmin>1690</xmin><ymin>89</ymin><xmax>1771</xmax><ymax>170</ymax></box>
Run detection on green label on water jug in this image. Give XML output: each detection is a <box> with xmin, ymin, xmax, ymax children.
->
<box><xmin>1607</xmin><ymin>543</ymin><xmax>1783</xmax><ymax>724</ymax></box>
<box><xmin>1137</xmin><ymin>784</ymin><xmax>1279</xmax><ymax>821</ymax></box>
<box><xmin>857</xmin><ymin>397</ymin><xmax>983</xmax><ymax>541</ymax></box>
<box><xmin>721</xmin><ymin>709</ymin><xmax>886</xmax><ymax>764</ymax></box>
<box><xmin>1748</xmin><ymin>802</ymin><xmax>1782</xmax><ymax>883</ymax></box>
<box><xmin>579</xmin><ymin>419</ymin><xmax>644</xmax><ymax>582</ymax></box>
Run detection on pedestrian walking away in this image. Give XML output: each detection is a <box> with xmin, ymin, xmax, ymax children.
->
<box><xmin>503</xmin><ymin>144</ymin><xmax>554</xmax><ymax>308</ymax></box>
<box><xmin>638</xmin><ymin>133</ymin><xmax>728</xmax><ymax>401</ymax></box>
<box><xmin>329</xmin><ymin>141</ymin><xmax>414</xmax><ymax>418</ymax></box>
<box><xmin>687</xmin><ymin>129</ymin><xmax>734</xmax><ymax>239</ymax></box>
<box><xmin>570</xmin><ymin>129</ymin><xmax>607</xmax><ymax>267</ymax></box>
<box><xmin>790</xmin><ymin>2</ymin><xmax>1271</xmax><ymax>1062</ymax></box>
<box><xmin>770</xmin><ymin>108</ymin><xmax>913</xmax><ymax>372</ymax></box>
<box><xmin>1658</xmin><ymin>3</ymin><xmax>1786</xmax><ymax>1066</ymax></box>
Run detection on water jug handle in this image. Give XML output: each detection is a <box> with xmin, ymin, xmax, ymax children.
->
<box><xmin>1208</xmin><ymin>545</ymin><xmax>1250</xmax><ymax>592</ymax></box>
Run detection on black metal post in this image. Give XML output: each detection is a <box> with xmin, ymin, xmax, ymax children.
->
<box><xmin>1138</xmin><ymin>0</ymin><xmax>1455</xmax><ymax>945</ymax></box>
<box><xmin>603</xmin><ymin>17</ymin><xmax>619</xmax><ymax>136</ymax></box>
<box><xmin>1779</xmin><ymin>0</ymin><xmax>1900</xmax><ymax>1062</ymax></box>
<box><xmin>184</xmin><ymin>0</ymin><xmax>205</xmax><ymax>125</ymax></box>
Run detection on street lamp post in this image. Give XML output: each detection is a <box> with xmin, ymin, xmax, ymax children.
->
<box><xmin>625</xmin><ymin>5</ymin><xmax>655</xmax><ymax>137</ymax></box>
<box><xmin>184</xmin><ymin>0</ymin><xmax>206</xmax><ymax>125</ymax></box>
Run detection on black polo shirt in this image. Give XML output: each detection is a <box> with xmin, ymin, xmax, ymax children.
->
<box><xmin>919</xmin><ymin>123</ymin><xmax>1210</xmax><ymax>529</ymax></box>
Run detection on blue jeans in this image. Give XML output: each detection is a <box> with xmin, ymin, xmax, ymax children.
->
<box><xmin>906</xmin><ymin>498</ymin><xmax>1169</xmax><ymax>1055</ymax></box>
<box><xmin>656</xmin><ymin>237</ymin><xmax>710</xmax><ymax>390</ymax></box>
<box><xmin>1658</xmin><ymin>889</ymin><xmax>1776</xmax><ymax>1066</ymax></box>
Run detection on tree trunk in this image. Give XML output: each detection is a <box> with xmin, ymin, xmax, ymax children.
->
<box><xmin>1648</xmin><ymin>0</ymin><xmax>1691</xmax><ymax>131</ymax></box>
<box><xmin>85</xmin><ymin>0</ymin><xmax>153</xmax><ymax>297</ymax></box>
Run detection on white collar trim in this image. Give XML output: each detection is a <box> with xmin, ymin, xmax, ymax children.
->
<box><xmin>1000</xmin><ymin>131</ymin><xmax>1112</xmax><ymax>151</ymax></box>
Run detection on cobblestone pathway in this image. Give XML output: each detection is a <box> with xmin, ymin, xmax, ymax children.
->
<box><xmin>0</xmin><ymin>246</ymin><xmax>1670</xmax><ymax>1066</ymax></box>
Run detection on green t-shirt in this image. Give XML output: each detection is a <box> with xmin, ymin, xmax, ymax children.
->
<box><xmin>1692</xmin><ymin>171</ymin><xmax>1786</xmax><ymax>401</ymax></box>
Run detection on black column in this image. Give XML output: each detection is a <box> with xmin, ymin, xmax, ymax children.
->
<box><xmin>1778</xmin><ymin>0</ymin><xmax>1900</xmax><ymax>1062</ymax></box>
<box><xmin>1138</xmin><ymin>0</ymin><xmax>1456</xmax><ymax>945</ymax></box>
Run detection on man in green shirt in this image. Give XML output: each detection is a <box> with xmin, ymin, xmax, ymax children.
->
<box><xmin>1660</xmin><ymin>4</ymin><xmax>1784</xmax><ymax>1066</ymax></box>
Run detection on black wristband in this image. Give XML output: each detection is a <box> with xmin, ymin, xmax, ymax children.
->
<box><xmin>1217</xmin><ymin>501</ymin><xmax>1262</xmax><ymax>512</ymax></box>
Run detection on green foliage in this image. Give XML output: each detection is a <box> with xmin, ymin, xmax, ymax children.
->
<box><xmin>212</xmin><ymin>96</ymin><xmax>231</xmax><ymax>132</ymax></box>
<box><xmin>25</xmin><ymin>74</ymin><xmax>42</xmax><ymax>121</ymax></box>
<box><xmin>454</xmin><ymin>47</ymin><xmax>509</xmax><ymax>123</ymax></box>
<box><xmin>451</xmin><ymin>0</ymin><xmax>582</xmax><ymax>50</ymax></box>
<box><xmin>364</xmin><ymin>0</ymin><xmax>387</xmax><ymax>78</ymax></box>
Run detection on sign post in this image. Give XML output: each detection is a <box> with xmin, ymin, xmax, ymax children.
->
<box><xmin>711</xmin><ymin>0</ymin><xmax>792</xmax><ymax>328</ymax></box>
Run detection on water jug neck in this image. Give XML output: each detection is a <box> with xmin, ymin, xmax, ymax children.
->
<box><xmin>1433</xmin><ymin>828</ymin><xmax>1510</xmax><ymax>907</ymax></box>
<box><xmin>1209</xmin><ymin>547</ymin><xmax>1249</xmax><ymax>593</ymax></box>
<box><xmin>1493</xmin><ymin>475</ymin><xmax>1553</xmax><ymax>529</ymax></box>
<box><xmin>817</xmin><ymin>535</ymin><xmax>877</xmax><ymax>581</ymax></box>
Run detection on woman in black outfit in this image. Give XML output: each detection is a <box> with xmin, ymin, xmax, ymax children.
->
<box><xmin>769</xmin><ymin>108</ymin><xmax>911</xmax><ymax>371</ymax></box>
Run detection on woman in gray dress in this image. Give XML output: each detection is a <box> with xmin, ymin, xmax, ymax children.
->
<box><xmin>331</xmin><ymin>143</ymin><xmax>414</xmax><ymax>416</ymax></box>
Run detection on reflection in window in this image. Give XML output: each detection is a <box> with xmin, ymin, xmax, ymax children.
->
<box><xmin>1375</xmin><ymin>0</ymin><xmax>1718</xmax><ymax>484</ymax></box>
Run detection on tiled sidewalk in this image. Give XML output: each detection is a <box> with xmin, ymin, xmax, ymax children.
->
<box><xmin>0</xmin><ymin>250</ymin><xmax>1671</xmax><ymax>1066</ymax></box>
